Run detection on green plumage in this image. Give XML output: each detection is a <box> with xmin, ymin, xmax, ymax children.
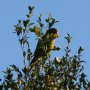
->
<box><xmin>30</xmin><ymin>28</ymin><xmax>58</xmax><ymax>65</ymax></box>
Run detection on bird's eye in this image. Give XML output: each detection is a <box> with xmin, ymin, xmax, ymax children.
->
<box><xmin>53</xmin><ymin>31</ymin><xmax>57</xmax><ymax>34</ymax></box>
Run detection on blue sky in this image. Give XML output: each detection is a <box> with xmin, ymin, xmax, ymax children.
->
<box><xmin>0</xmin><ymin>0</ymin><xmax>90</xmax><ymax>81</ymax></box>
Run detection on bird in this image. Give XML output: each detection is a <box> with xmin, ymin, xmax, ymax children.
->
<box><xmin>30</xmin><ymin>28</ymin><xmax>59</xmax><ymax>66</ymax></box>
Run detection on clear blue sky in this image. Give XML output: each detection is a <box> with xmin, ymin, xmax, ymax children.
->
<box><xmin>0</xmin><ymin>0</ymin><xmax>90</xmax><ymax>81</ymax></box>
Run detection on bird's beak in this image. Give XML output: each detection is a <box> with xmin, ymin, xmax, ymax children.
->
<box><xmin>57</xmin><ymin>33</ymin><xmax>59</xmax><ymax>37</ymax></box>
<box><xmin>56</xmin><ymin>32</ymin><xmax>59</xmax><ymax>38</ymax></box>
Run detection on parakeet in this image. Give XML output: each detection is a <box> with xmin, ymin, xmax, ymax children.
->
<box><xmin>30</xmin><ymin>28</ymin><xmax>58</xmax><ymax>65</ymax></box>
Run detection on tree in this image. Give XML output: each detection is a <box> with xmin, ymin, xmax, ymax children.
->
<box><xmin>0</xmin><ymin>6</ymin><xmax>89</xmax><ymax>90</ymax></box>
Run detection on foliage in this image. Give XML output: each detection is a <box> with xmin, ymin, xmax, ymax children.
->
<box><xmin>0</xmin><ymin>6</ymin><xmax>89</xmax><ymax>90</ymax></box>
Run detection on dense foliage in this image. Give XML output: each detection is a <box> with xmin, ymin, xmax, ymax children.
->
<box><xmin>0</xmin><ymin>6</ymin><xmax>89</xmax><ymax>90</ymax></box>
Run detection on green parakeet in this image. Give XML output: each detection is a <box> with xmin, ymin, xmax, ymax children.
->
<box><xmin>30</xmin><ymin>28</ymin><xmax>58</xmax><ymax>65</ymax></box>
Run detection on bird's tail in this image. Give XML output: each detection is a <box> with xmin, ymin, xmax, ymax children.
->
<box><xmin>30</xmin><ymin>57</ymin><xmax>40</xmax><ymax>68</ymax></box>
<box><xmin>30</xmin><ymin>57</ymin><xmax>36</xmax><ymax>65</ymax></box>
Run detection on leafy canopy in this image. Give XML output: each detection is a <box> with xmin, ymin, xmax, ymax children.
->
<box><xmin>0</xmin><ymin>6</ymin><xmax>89</xmax><ymax>90</ymax></box>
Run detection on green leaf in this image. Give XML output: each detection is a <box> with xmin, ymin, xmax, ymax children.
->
<box><xmin>29</xmin><ymin>28</ymin><xmax>34</xmax><ymax>32</ymax></box>
<box><xmin>81</xmin><ymin>73</ymin><xmax>86</xmax><ymax>78</ymax></box>
<box><xmin>28</xmin><ymin>6</ymin><xmax>34</xmax><ymax>13</ymax></box>
<box><xmin>0</xmin><ymin>85</ymin><xmax>3</xmax><ymax>90</ymax></box>
<box><xmin>18</xmin><ymin>20</ymin><xmax>21</xmax><ymax>24</ymax></box>
<box><xmin>10</xmin><ymin>64</ymin><xmax>19</xmax><ymax>72</ymax></box>
<box><xmin>40</xmin><ymin>23</ymin><xmax>44</xmax><ymax>28</ymax></box>
<box><xmin>23</xmin><ymin>51</ymin><xmax>26</xmax><ymax>57</ymax></box>
<box><xmin>38</xmin><ymin>14</ymin><xmax>42</xmax><ymax>22</ymax></box>
<box><xmin>28</xmin><ymin>23</ymin><xmax>34</xmax><ymax>26</ymax></box>
<box><xmin>45</xmin><ymin>18</ymin><xmax>49</xmax><ymax>22</ymax></box>
<box><xmin>23</xmin><ymin>19</ymin><xmax>30</xmax><ymax>27</ymax></box>
<box><xmin>78</xmin><ymin>46</ymin><xmax>84</xmax><ymax>54</ymax></box>
<box><xmin>64</xmin><ymin>33</ymin><xmax>72</xmax><ymax>43</ymax></box>
<box><xmin>15</xmin><ymin>25</ymin><xmax>22</xmax><ymax>36</ymax></box>
<box><xmin>28</xmin><ymin>6</ymin><xmax>34</xmax><ymax>18</ymax></box>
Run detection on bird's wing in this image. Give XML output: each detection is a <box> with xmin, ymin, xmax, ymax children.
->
<box><xmin>30</xmin><ymin>38</ymin><xmax>45</xmax><ymax>65</ymax></box>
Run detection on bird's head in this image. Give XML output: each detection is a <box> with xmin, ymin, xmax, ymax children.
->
<box><xmin>46</xmin><ymin>28</ymin><xmax>59</xmax><ymax>39</ymax></box>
